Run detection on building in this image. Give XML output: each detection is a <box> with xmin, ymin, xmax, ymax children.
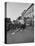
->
<box><xmin>16</xmin><ymin>3</ymin><xmax>34</xmax><ymax>26</ymax></box>
<box><xmin>21</xmin><ymin>3</ymin><xmax>34</xmax><ymax>26</ymax></box>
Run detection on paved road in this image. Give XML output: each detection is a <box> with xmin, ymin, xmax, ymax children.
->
<box><xmin>7</xmin><ymin>26</ymin><xmax>34</xmax><ymax>44</ymax></box>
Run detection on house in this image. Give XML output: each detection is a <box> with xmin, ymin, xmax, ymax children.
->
<box><xmin>21</xmin><ymin>3</ymin><xmax>34</xmax><ymax>26</ymax></box>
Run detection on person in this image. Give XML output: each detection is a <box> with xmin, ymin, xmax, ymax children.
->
<box><xmin>21</xmin><ymin>23</ymin><xmax>26</xmax><ymax>29</ymax></box>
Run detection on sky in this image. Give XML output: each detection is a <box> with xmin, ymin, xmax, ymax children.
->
<box><xmin>7</xmin><ymin>2</ymin><xmax>31</xmax><ymax>21</ymax></box>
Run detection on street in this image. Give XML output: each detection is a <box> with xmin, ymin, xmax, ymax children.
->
<box><xmin>7</xmin><ymin>26</ymin><xmax>34</xmax><ymax>44</ymax></box>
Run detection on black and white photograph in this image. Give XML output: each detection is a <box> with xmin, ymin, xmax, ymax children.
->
<box><xmin>5</xmin><ymin>2</ymin><xmax>34</xmax><ymax>44</ymax></box>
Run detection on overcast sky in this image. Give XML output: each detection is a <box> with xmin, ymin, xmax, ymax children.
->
<box><xmin>7</xmin><ymin>2</ymin><xmax>31</xmax><ymax>21</ymax></box>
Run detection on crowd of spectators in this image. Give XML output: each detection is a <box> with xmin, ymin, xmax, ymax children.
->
<box><xmin>5</xmin><ymin>16</ymin><xmax>34</xmax><ymax>33</ymax></box>
<box><xmin>5</xmin><ymin>18</ymin><xmax>26</xmax><ymax>32</ymax></box>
